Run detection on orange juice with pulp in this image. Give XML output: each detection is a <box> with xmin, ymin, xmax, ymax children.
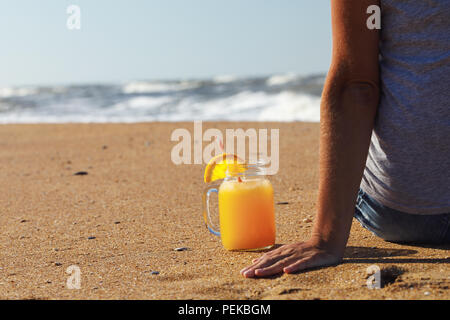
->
<box><xmin>218</xmin><ymin>178</ymin><xmax>275</xmax><ymax>251</ymax></box>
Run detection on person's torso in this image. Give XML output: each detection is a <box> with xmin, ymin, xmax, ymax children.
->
<box><xmin>361</xmin><ymin>0</ymin><xmax>450</xmax><ymax>214</ymax></box>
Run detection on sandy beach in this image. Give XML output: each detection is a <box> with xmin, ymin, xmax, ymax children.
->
<box><xmin>0</xmin><ymin>122</ymin><xmax>448</xmax><ymax>300</ymax></box>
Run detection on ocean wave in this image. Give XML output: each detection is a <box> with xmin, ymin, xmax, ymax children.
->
<box><xmin>266</xmin><ymin>73</ymin><xmax>299</xmax><ymax>86</ymax></box>
<box><xmin>122</xmin><ymin>81</ymin><xmax>200</xmax><ymax>94</ymax></box>
<box><xmin>183</xmin><ymin>91</ymin><xmax>320</xmax><ymax>122</ymax></box>
<box><xmin>0</xmin><ymin>86</ymin><xmax>37</xmax><ymax>98</ymax></box>
<box><xmin>0</xmin><ymin>74</ymin><xmax>324</xmax><ymax>123</ymax></box>
<box><xmin>111</xmin><ymin>96</ymin><xmax>174</xmax><ymax>111</ymax></box>
<box><xmin>213</xmin><ymin>75</ymin><xmax>238</xmax><ymax>84</ymax></box>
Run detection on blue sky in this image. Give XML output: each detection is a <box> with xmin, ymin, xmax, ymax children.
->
<box><xmin>0</xmin><ymin>1</ymin><xmax>332</xmax><ymax>86</ymax></box>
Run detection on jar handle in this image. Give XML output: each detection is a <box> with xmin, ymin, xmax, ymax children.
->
<box><xmin>202</xmin><ymin>184</ymin><xmax>221</xmax><ymax>236</ymax></box>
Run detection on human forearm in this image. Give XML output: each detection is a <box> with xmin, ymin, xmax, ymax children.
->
<box><xmin>241</xmin><ymin>0</ymin><xmax>381</xmax><ymax>277</ymax></box>
<box><xmin>312</xmin><ymin>76</ymin><xmax>379</xmax><ymax>256</ymax></box>
<box><xmin>240</xmin><ymin>71</ymin><xmax>380</xmax><ymax>279</ymax></box>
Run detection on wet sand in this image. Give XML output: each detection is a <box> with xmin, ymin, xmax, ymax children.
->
<box><xmin>0</xmin><ymin>122</ymin><xmax>448</xmax><ymax>299</ymax></box>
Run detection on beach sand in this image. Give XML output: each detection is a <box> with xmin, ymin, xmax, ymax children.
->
<box><xmin>0</xmin><ymin>122</ymin><xmax>448</xmax><ymax>300</ymax></box>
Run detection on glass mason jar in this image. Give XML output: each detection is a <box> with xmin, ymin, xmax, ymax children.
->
<box><xmin>203</xmin><ymin>161</ymin><xmax>276</xmax><ymax>251</ymax></box>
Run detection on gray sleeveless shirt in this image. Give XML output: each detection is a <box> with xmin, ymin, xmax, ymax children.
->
<box><xmin>361</xmin><ymin>0</ymin><xmax>450</xmax><ymax>214</ymax></box>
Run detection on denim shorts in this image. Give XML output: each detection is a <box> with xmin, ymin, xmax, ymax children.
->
<box><xmin>354</xmin><ymin>189</ymin><xmax>450</xmax><ymax>244</ymax></box>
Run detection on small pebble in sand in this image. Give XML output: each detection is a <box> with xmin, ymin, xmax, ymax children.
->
<box><xmin>303</xmin><ymin>218</ymin><xmax>312</xmax><ymax>223</ymax></box>
<box><xmin>174</xmin><ymin>247</ymin><xmax>189</xmax><ymax>252</ymax></box>
<box><xmin>151</xmin><ymin>271</ymin><xmax>160</xmax><ymax>275</ymax></box>
<box><xmin>276</xmin><ymin>202</ymin><xmax>289</xmax><ymax>205</ymax></box>
<box><xmin>20</xmin><ymin>219</ymin><xmax>28</xmax><ymax>223</ymax></box>
<box><xmin>74</xmin><ymin>171</ymin><xmax>88</xmax><ymax>176</ymax></box>
<box><xmin>114</xmin><ymin>221</ymin><xmax>121</xmax><ymax>224</ymax></box>
<box><xmin>88</xmin><ymin>236</ymin><xmax>96</xmax><ymax>240</ymax></box>
<box><xmin>102</xmin><ymin>145</ymin><xmax>108</xmax><ymax>150</ymax></box>
<box><xmin>55</xmin><ymin>262</ymin><xmax>62</xmax><ymax>266</ymax></box>
<box><xmin>424</xmin><ymin>291</ymin><xmax>430</xmax><ymax>296</ymax></box>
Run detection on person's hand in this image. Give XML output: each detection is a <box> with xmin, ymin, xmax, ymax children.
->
<box><xmin>240</xmin><ymin>239</ymin><xmax>343</xmax><ymax>278</ymax></box>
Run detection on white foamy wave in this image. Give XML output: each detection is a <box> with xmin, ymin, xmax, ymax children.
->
<box><xmin>0</xmin><ymin>91</ymin><xmax>320</xmax><ymax>123</ymax></box>
<box><xmin>0</xmin><ymin>87</ymin><xmax>37</xmax><ymax>98</ymax></box>
<box><xmin>213</xmin><ymin>75</ymin><xmax>238</xmax><ymax>84</ymax></box>
<box><xmin>266</xmin><ymin>73</ymin><xmax>298</xmax><ymax>86</ymax></box>
<box><xmin>122</xmin><ymin>81</ymin><xmax>199</xmax><ymax>94</ymax></box>
<box><xmin>151</xmin><ymin>90</ymin><xmax>320</xmax><ymax>122</ymax></box>
<box><xmin>257</xmin><ymin>92</ymin><xmax>321</xmax><ymax>121</ymax></box>
<box><xmin>111</xmin><ymin>96</ymin><xmax>173</xmax><ymax>111</ymax></box>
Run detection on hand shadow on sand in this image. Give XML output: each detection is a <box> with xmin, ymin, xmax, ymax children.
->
<box><xmin>397</xmin><ymin>242</ymin><xmax>450</xmax><ymax>251</ymax></box>
<box><xmin>343</xmin><ymin>245</ymin><xmax>450</xmax><ymax>264</ymax></box>
<box><xmin>237</xmin><ymin>243</ymin><xmax>284</xmax><ymax>254</ymax></box>
<box><xmin>285</xmin><ymin>245</ymin><xmax>448</xmax><ymax>277</ymax></box>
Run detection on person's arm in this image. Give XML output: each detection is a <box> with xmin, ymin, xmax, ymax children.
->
<box><xmin>241</xmin><ymin>0</ymin><xmax>380</xmax><ymax>278</ymax></box>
